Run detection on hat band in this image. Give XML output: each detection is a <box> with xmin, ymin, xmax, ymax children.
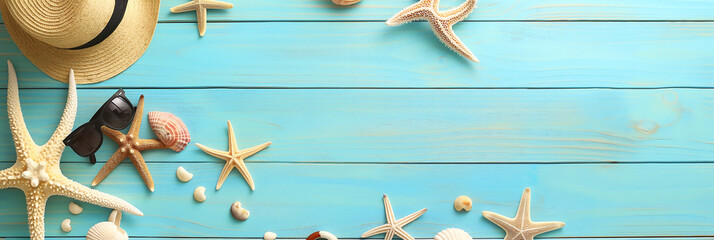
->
<box><xmin>68</xmin><ymin>0</ymin><xmax>128</xmax><ymax>50</ymax></box>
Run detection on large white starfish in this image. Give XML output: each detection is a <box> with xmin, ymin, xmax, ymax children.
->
<box><xmin>386</xmin><ymin>0</ymin><xmax>479</xmax><ymax>62</ymax></box>
<box><xmin>170</xmin><ymin>0</ymin><xmax>234</xmax><ymax>36</ymax></box>
<box><xmin>361</xmin><ymin>194</ymin><xmax>427</xmax><ymax>240</ymax></box>
<box><xmin>482</xmin><ymin>188</ymin><xmax>565</xmax><ymax>240</ymax></box>
<box><xmin>195</xmin><ymin>121</ymin><xmax>271</xmax><ymax>191</ymax></box>
<box><xmin>0</xmin><ymin>61</ymin><xmax>143</xmax><ymax>240</ymax></box>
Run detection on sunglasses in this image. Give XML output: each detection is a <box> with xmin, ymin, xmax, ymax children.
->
<box><xmin>63</xmin><ymin>89</ymin><xmax>136</xmax><ymax>164</ymax></box>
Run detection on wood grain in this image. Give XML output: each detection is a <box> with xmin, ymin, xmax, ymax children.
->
<box><xmin>0</xmin><ymin>88</ymin><xmax>711</xmax><ymax>164</ymax></box>
<box><xmin>1</xmin><ymin>162</ymin><xmax>713</xmax><ymax>238</ymax></box>
<box><xmin>1</xmin><ymin>22</ymin><xmax>714</xmax><ymax>89</ymax></box>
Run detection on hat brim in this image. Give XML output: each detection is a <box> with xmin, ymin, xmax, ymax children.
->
<box><xmin>0</xmin><ymin>1</ymin><xmax>160</xmax><ymax>84</ymax></box>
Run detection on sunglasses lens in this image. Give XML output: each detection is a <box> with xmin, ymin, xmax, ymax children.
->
<box><xmin>67</xmin><ymin>125</ymin><xmax>102</xmax><ymax>157</ymax></box>
<box><xmin>102</xmin><ymin>97</ymin><xmax>134</xmax><ymax>129</ymax></box>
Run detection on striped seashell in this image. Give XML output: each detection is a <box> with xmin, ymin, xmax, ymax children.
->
<box><xmin>434</xmin><ymin>228</ymin><xmax>472</xmax><ymax>240</ymax></box>
<box><xmin>148</xmin><ymin>111</ymin><xmax>191</xmax><ymax>152</ymax></box>
<box><xmin>86</xmin><ymin>210</ymin><xmax>128</xmax><ymax>240</ymax></box>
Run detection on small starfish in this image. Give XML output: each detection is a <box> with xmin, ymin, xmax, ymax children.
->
<box><xmin>170</xmin><ymin>0</ymin><xmax>234</xmax><ymax>36</ymax></box>
<box><xmin>0</xmin><ymin>61</ymin><xmax>142</xmax><ymax>240</ymax></box>
<box><xmin>482</xmin><ymin>188</ymin><xmax>565</xmax><ymax>240</ymax></box>
<box><xmin>386</xmin><ymin>0</ymin><xmax>479</xmax><ymax>62</ymax></box>
<box><xmin>92</xmin><ymin>95</ymin><xmax>167</xmax><ymax>192</ymax></box>
<box><xmin>196</xmin><ymin>121</ymin><xmax>271</xmax><ymax>191</ymax></box>
<box><xmin>361</xmin><ymin>194</ymin><xmax>427</xmax><ymax>240</ymax></box>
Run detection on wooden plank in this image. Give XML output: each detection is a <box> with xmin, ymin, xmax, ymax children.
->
<box><xmin>1</xmin><ymin>162</ymin><xmax>713</xmax><ymax>238</ymax></box>
<box><xmin>0</xmin><ymin>88</ymin><xmax>712</xmax><ymax>164</ymax></box>
<box><xmin>2</xmin><ymin>22</ymin><xmax>714</xmax><ymax>89</ymax></box>
<box><xmin>2</xmin><ymin>0</ymin><xmax>714</xmax><ymax>23</ymax></box>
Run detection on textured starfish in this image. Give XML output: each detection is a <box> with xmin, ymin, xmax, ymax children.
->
<box><xmin>482</xmin><ymin>188</ymin><xmax>565</xmax><ymax>240</ymax></box>
<box><xmin>195</xmin><ymin>121</ymin><xmax>270</xmax><ymax>191</ymax></box>
<box><xmin>92</xmin><ymin>95</ymin><xmax>167</xmax><ymax>192</ymax></box>
<box><xmin>170</xmin><ymin>0</ymin><xmax>234</xmax><ymax>36</ymax></box>
<box><xmin>387</xmin><ymin>0</ymin><xmax>479</xmax><ymax>62</ymax></box>
<box><xmin>361</xmin><ymin>194</ymin><xmax>427</xmax><ymax>240</ymax></box>
<box><xmin>0</xmin><ymin>61</ymin><xmax>143</xmax><ymax>240</ymax></box>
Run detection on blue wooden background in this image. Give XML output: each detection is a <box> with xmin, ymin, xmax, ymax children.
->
<box><xmin>1</xmin><ymin>0</ymin><xmax>714</xmax><ymax>239</ymax></box>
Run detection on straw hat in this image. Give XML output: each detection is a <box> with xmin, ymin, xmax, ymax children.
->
<box><xmin>0</xmin><ymin>1</ymin><xmax>160</xmax><ymax>84</ymax></box>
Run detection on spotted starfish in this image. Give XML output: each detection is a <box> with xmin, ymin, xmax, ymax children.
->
<box><xmin>91</xmin><ymin>95</ymin><xmax>167</xmax><ymax>192</ymax></box>
<box><xmin>387</xmin><ymin>0</ymin><xmax>479</xmax><ymax>62</ymax></box>
<box><xmin>361</xmin><ymin>194</ymin><xmax>427</xmax><ymax>240</ymax></box>
<box><xmin>196</xmin><ymin>121</ymin><xmax>270</xmax><ymax>191</ymax></box>
<box><xmin>0</xmin><ymin>61</ymin><xmax>143</xmax><ymax>240</ymax></box>
<box><xmin>170</xmin><ymin>0</ymin><xmax>234</xmax><ymax>36</ymax></box>
<box><xmin>482</xmin><ymin>188</ymin><xmax>565</xmax><ymax>240</ymax></box>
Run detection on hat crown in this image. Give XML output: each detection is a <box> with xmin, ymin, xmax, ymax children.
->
<box><xmin>5</xmin><ymin>0</ymin><xmax>114</xmax><ymax>48</ymax></box>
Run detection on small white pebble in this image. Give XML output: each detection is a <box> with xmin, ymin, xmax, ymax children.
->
<box><xmin>264</xmin><ymin>231</ymin><xmax>277</xmax><ymax>240</ymax></box>
<box><xmin>61</xmin><ymin>219</ymin><xmax>71</xmax><ymax>232</ymax></box>
<box><xmin>69</xmin><ymin>202</ymin><xmax>83</xmax><ymax>215</ymax></box>
<box><xmin>194</xmin><ymin>186</ymin><xmax>206</xmax><ymax>202</ymax></box>
<box><xmin>176</xmin><ymin>166</ymin><xmax>193</xmax><ymax>182</ymax></box>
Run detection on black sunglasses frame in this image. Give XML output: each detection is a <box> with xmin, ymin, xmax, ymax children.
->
<box><xmin>63</xmin><ymin>89</ymin><xmax>136</xmax><ymax>164</ymax></box>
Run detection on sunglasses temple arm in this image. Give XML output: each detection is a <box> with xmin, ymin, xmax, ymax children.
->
<box><xmin>89</xmin><ymin>154</ymin><xmax>97</xmax><ymax>164</ymax></box>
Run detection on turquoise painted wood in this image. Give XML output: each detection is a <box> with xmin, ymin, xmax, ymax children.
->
<box><xmin>2</xmin><ymin>162</ymin><xmax>714</xmax><ymax>238</ymax></box>
<box><xmin>2</xmin><ymin>22</ymin><xmax>714</xmax><ymax>89</ymax></box>
<box><xmin>0</xmin><ymin>88</ymin><xmax>712</xmax><ymax>164</ymax></box>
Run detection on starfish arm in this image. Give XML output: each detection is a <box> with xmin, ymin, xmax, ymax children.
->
<box><xmin>101</xmin><ymin>126</ymin><xmax>125</xmax><ymax>143</ymax></box>
<box><xmin>25</xmin><ymin>188</ymin><xmax>49</xmax><ymax>240</ymax></box>
<box><xmin>128</xmin><ymin>151</ymin><xmax>155</xmax><ymax>192</ymax></box>
<box><xmin>395</xmin><ymin>208</ymin><xmax>427</xmax><ymax>227</ymax></box>
<box><xmin>128</xmin><ymin>95</ymin><xmax>145</xmax><ymax>137</ymax></box>
<box><xmin>170</xmin><ymin>1</ymin><xmax>198</xmax><ymax>13</ymax></box>
<box><xmin>215</xmin><ymin>161</ymin><xmax>235</xmax><ymax>190</ymax></box>
<box><xmin>383</xmin><ymin>194</ymin><xmax>397</xmax><ymax>224</ymax></box>
<box><xmin>234</xmin><ymin>160</ymin><xmax>255</xmax><ymax>190</ymax></box>
<box><xmin>226</xmin><ymin>121</ymin><xmax>239</xmax><ymax>154</ymax></box>
<box><xmin>197</xmin><ymin>7</ymin><xmax>207</xmax><ymax>36</ymax></box>
<box><xmin>6</xmin><ymin>60</ymin><xmax>36</xmax><ymax>151</ymax></box>
<box><xmin>0</xmin><ymin>166</ymin><xmax>23</xmax><ymax>189</ymax></box>
<box><xmin>386</xmin><ymin>5</ymin><xmax>431</xmax><ymax>26</ymax></box>
<box><xmin>44</xmin><ymin>69</ymin><xmax>77</xmax><ymax>156</ymax></box>
<box><xmin>196</xmin><ymin>143</ymin><xmax>231</xmax><ymax>161</ymax></box>
<box><xmin>432</xmin><ymin>24</ymin><xmax>478</xmax><ymax>62</ymax></box>
<box><xmin>394</xmin><ymin>227</ymin><xmax>415</xmax><ymax>240</ymax></box>
<box><xmin>384</xmin><ymin>230</ymin><xmax>396</xmax><ymax>240</ymax></box>
<box><xmin>239</xmin><ymin>142</ymin><xmax>271</xmax><ymax>158</ymax></box>
<box><xmin>137</xmin><ymin>139</ymin><xmax>167</xmax><ymax>151</ymax></box>
<box><xmin>361</xmin><ymin>224</ymin><xmax>390</xmax><ymax>238</ymax></box>
<box><xmin>48</xmin><ymin>177</ymin><xmax>143</xmax><ymax>216</ymax></box>
<box><xmin>91</xmin><ymin>149</ymin><xmax>128</xmax><ymax>187</ymax></box>
<box><xmin>441</xmin><ymin>0</ymin><xmax>476</xmax><ymax>24</ymax></box>
<box><xmin>523</xmin><ymin>221</ymin><xmax>565</xmax><ymax>237</ymax></box>
<box><xmin>202</xmin><ymin>0</ymin><xmax>234</xmax><ymax>9</ymax></box>
<box><xmin>482</xmin><ymin>211</ymin><xmax>520</xmax><ymax>233</ymax></box>
<box><xmin>516</xmin><ymin>188</ymin><xmax>532</xmax><ymax>225</ymax></box>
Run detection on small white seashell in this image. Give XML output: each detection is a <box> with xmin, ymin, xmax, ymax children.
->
<box><xmin>61</xmin><ymin>219</ymin><xmax>71</xmax><ymax>232</ymax></box>
<box><xmin>331</xmin><ymin>0</ymin><xmax>361</xmax><ymax>5</ymax></box>
<box><xmin>264</xmin><ymin>231</ymin><xmax>277</xmax><ymax>240</ymax></box>
<box><xmin>194</xmin><ymin>186</ymin><xmax>206</xmax><ymax>202</ymax></box>
<box><xmin>434</xmin><ymin>228</ymin><xmax>472</xmax><ymax>240</ymax></box>
<box><xmin>454</xmin><ymin>195</ymin><xmax>472</xmax><ymax>212</ymax></box>
<box><xmin>230</xmin><ymin>201</ymin><xmax>250</xmax><ymax>221</ymax></box>
<box><xmin>176</xmin><ymin>166</ymin><xmax>193</xmax><ymax>182</ymax></box>
<box><xmin>69</xmin><ymin>202</ymin><xmax>83</xmax><ymax>215</ymax></box>
<box><xmin>86</xmin><ymin>210</ymin><xmax>128</xmax><ymax>240</ymax></box>
<box><xmin>148</xmin><ymin>111</ymin><xmax>191</xmax><ymax>152</ymax></box>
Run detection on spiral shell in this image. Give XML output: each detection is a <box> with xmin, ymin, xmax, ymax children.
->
<box><xmin>433</xmin><ymin>228</ymin><xmax>472</xmax><ymax>240</ymax></box>
<box><xmin>148</xmin><ymin>111</ymin><xmax>191</xmax><ymax>152</ymax></box>
<box><xmin>86</xmin><ymin>210</ymin><xmax>128</xmax><ymax>240</ymax></box>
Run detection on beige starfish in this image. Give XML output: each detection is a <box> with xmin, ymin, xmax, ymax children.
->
<box><xmin>0</xmin><ymin>61</ymin><xmax>143</xmax><ymax>240</ymax></box>
<box><xmin>361</xmin><ymin>194</ymin><xmax>427</xmax><ymax>240</ymax></box>
<box><xmin>91</xmin><ymin>95</ymin><xmax>167</xmax><ymax>192</ymax></box>
<box><xmin>482</xmin><ymin>188</ymin><xmax>565</xmax><ymax>240</ymax></box>
<box><xmin>196</xmin><ymin>121</ymin><xmax>270</xmax><ymax>191</ymax></box>
<box><xmin>386</xmin><ymin>0</ymin><xmax>479</xmax><ymax>62</ymax></box>
<box><xmin>170</xmin><ymin>0</ymin><xmax>234</xmax><ymax>36</ymax></box>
